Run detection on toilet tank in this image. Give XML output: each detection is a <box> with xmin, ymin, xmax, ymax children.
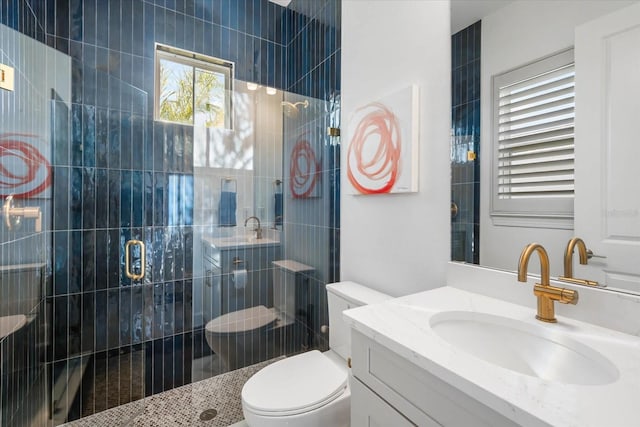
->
<box><xmin>272</xmin><ymin>260</ymin><xmax>315</xmax><ymax>324</ymax></box>
<box><xmin>326</xmin><ymin>281</ymin><xmax>391</xmax><ymax>360</ymax></box>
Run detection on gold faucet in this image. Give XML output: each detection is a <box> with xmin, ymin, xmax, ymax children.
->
<box><xmin>557</xmin><ymin>237</ymin><xmax>599</xmax><ymax>287</ymax></box>
<box><xmin>517</xmin><ymin>243</ymin><xmax>578</xmax><ymax>323</ymax></box>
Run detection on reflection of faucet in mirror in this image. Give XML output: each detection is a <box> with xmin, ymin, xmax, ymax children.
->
<box><xmin>449</xmin><ymin>1</ymin><xmax>640</xmax><ymax>296</ymax></box>
<box><xmin>558</xmin><ymin>238</ymin><xmax>599</xmax><ymax>287</ymax></box>
<box><xmin>517</xmin><ymin>243</ymin><xmax>578</xmax><ymax>323</ymax></box>
<box><xmin>244</xmin><ymin>216</ymin><xmax>262</xmax><ymax>239</ymax></box>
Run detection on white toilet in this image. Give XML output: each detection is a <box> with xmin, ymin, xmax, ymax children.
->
<box><xmin>241</xmin><ymin>281</ymin><xmax>391</xmax><ymax>427</ymax></box>
<box><xmin>205</xmin><ymin>260</ymin><xmax>315</xmax><ymax>371</ymax></box>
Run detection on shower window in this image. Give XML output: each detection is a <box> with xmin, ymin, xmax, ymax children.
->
<box><xmin>155</xmin><ymin>43</ymin><xmax>234</xmax><ymax>129</ymax></box>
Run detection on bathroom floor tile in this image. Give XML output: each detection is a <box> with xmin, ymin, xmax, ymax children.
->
<box><xmin>63</xmin><ymin>357</ymin><xmax>283</xmax><ymax>427</ymax></box>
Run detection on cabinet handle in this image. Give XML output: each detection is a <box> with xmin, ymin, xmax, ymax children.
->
<box><xmin>125</xmin><ymin>240</ymin><xmax>145</xmax><ymax>280</ymax></box>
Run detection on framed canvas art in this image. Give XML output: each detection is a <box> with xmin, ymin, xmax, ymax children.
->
<box><xmin>346</xmin><ymin>85</ymin><xmax>419</xmax><ymax>195</ymax></box>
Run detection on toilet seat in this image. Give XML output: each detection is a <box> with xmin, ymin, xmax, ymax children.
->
<box><xmin>242</xmin><ymin>350</ymin><xmax>348</xmax><ymax>417</ymax></box>
<box><xmin>205</xmin><ymin>305</ymin><xmax>277</xmax><ymax>334</ymax></box>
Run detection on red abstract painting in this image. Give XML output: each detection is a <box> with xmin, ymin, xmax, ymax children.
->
<box><xmin>289</xmin><ymin>135</ymin><xmax>321</xmax><ymax>199</ymax></box>
<box><xmin>347</xmin><ymin>102</ymin><xmax>401</xmax><ymax>194</ymax></box>
<box><xmin>0</xmin><ymin>133</ymin><xmax>52</xmax><ymax>198</ymax></box>
<box><xmin>346</xmin><ymin>85</ymin><xmax>419</xmax><ymax>195</ymax></box>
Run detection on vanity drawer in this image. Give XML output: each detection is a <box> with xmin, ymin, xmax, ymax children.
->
<box><xmin>351</xmin><ymin>330</ymin><xmax>518</xmax><ymax>427</ymax></box>
<box><xmin>351</xmin><ymin>376</ymin><xmax>424</xmax><ymax>427</ymax></box>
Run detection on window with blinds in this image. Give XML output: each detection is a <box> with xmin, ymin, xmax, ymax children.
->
<box><xmin>491</xmin><ymin>49</ymin><xmax>575</xmax><ymax>227</ymax></box>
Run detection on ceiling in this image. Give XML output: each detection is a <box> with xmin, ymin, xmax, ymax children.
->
<box><xmin>451</xmin><ymin>0</ymin><xmax>514</xmax><ymax>34</ymax></box>
<box><xmin>269</xmin><ymin>0</ymin><xmax>514</xmax><ymax>35</ymax></box>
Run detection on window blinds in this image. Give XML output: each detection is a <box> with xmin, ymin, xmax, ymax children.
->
<box><xmin>496</xmin><ymin>64</ymin><xmax>575</xmax><ymax>200</ymax></box>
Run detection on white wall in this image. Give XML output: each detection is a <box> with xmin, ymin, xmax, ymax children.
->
<box><xmin>340</xmin><ymin>0</ymin><xmax>451</xmax><ymax>297</ymax></box>
<box><xmin>479</xmin><ymin>1</ymin><xmax>633</xmax><ymax>275</ymax></box>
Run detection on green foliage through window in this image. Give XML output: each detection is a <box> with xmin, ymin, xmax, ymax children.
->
<box><xmin>155</xmin><ymin>45</ymin><xmax>233</xmax><ymax>128</ymax></box>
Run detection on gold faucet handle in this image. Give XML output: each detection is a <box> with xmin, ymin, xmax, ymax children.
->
<box><xmin>534</xmin><ymin>284</ymin><xmax>579</xmax><ymax>305</ymax></box>
<box><xmin>559</xmin><ymin>287</ymin><xmax>579</xmax><ymax>305</ymax></box>
<box><xmin>557</xmin><ymin>276</ymin><xmax>599</xmax><ymax>287</ymax></box>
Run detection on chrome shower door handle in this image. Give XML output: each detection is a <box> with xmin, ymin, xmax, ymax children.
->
<box><xmin>125</xmin><ymin>239</ymin><xmax>146</xmax><ymax>280</ymax></box>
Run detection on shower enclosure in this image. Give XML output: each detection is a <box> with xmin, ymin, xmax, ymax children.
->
<box><xmin>0</xmin><ymin>0</ymin><xmax>341</xmax><ymax>425</ymax></box>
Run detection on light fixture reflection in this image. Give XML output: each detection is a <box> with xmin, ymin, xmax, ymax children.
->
<box><xmin>247</xmin><ymin>82</ymin><xmax>258</xmax><ymax>91</ymax></box>
<box><xmin>266</xmin><ymin>87</ymin><xmax>277</xmax><ymax>95</ymax></box>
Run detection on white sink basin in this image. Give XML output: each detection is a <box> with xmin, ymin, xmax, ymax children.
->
<box><xmin>430</xmin><ymin>311</ymin><xmax>619</xmax><ymax>385</ymax></box>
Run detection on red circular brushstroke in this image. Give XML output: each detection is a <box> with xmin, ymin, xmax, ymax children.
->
<box><xmin>347</xmin><ymin>102</ymin><xmax>401</xmax><ymax>194</ymax></box>
<box><xmin>0</xmin><ymin>133</ymin><xmax>52</xmax><ymax>198</ymax></box>
<box><xmin>289</xmin><ymin>137</ymin><xmax>320</xmax><ymax>198</ymax></box>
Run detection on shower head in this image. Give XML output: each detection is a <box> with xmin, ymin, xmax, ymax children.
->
<box><xmin>281</xmin><ymin>100</ymin><xmax>309</xmax><ymax>118</ymax></box>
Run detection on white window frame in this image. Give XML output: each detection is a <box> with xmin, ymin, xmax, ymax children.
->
<box><xmin>491</xmin><ymin>48</ymin><xmax>575</xmax><ymax>229</ymax></box>
<box><xmin>154</xmin><ymin>43</ymin><xmax>234</xmax><ymax>129</ymax></box>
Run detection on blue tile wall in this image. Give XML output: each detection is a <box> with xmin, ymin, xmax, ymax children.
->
<box><xmin>2</xmin><ymin>0</ymin><xmax>342</xmax><ymax>424</ymax></box>
<box><xmin>283</xmin><ymin>0</ymin><xmax>341</xmax><ymax>352</ymax></box>
<box><xmin>451</xmin><ymin>20</ymin><xmax>481</xmax><ymax>264</ymax></box>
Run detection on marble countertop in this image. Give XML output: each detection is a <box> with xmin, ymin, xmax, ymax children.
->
<box><xmin>202</xmin><ymin>235</ymin><xmax>280</xmax><ymax>250</ymax></box>
<box><xmin>344</xmin><ymin>286</ymin><xmax>640</xmax><ymax>427</ymax></box>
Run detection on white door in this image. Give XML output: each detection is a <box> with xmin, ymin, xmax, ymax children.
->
<box><xmin>574</xmin><ymin>2</ymin><xmax>640</xmax><ymax>292</ymax></box>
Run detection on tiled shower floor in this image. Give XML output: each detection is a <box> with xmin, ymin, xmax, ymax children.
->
<box><xmin>64</xmin><ymin>357</ymin><xmax>282</xmax><ymax>427</ymax></box>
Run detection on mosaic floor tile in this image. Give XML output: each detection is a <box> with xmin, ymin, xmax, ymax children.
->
<box><xmin>64</xmin><ymin>357</ymin><xmax>282</xmax><ymax>427</ymax></box>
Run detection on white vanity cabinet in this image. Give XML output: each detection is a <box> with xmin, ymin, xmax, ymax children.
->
<box><xmin>350</xmin><ymin>330</ymin><xmax>518</xmax><ymax>427</ymax></box>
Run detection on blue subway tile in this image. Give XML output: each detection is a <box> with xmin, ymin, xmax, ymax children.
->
<box><xmin>71</xmin><ymin>104</ymin><xmax>83</xmax><ymax>167</ymax></box>
<box><xmin>70</xmin><ymin>0</ymin><xmax>83</xmax><ymax>41</ymax></box>
<box><xmin>108</xmin><ymin>170</ymin><xmax>120</xmax><ymax>229</ymax></box>
<box><xmin>96</xmin><ymin>169</ymin><xmax>110</xmax><ymax>231</ymax></box>
<box><xmin>82</xmin><ymin>171</ymin><xmax>96</xmax><ymax>230</ymax></box>
<box><xmin>132</xmin><ymin>171</ymin><xmax>144</xmax><ymax>228</ymax></box>
<box><xmin>70</xmin><ymin>167</ymin><xmax>83</xmax><ymax>229</ymax></box>
<box><xmin>53</xmin><ymin>231</ymin><xmax>69</xmax><ymax>295</ymax></box>
<box><xmin>121</xmin><ymin>170</ymin><xmax>132</xmax><ymax>228</ymax></box>
<box><xmin>121</xmin><ymin>114</ymin><xmax>132</xmax><ymax>169</ymax></box>
<box><xmin>83</xmin><ymin>106</ymin><xmax>96</xmax><ymax>167</ymax></box>
<box><xmin>107</xmin><ymin>289</ymin><xmax>120</xmax><ymax>348</ymax></box>
<box><xmin>82</xmin><ymin>229</ymin><xmax>96</xmax><ymax>291</ymax></box>
<box><xmin>81</xmin><ymin>291</ymin><xmax>95</xmax><ymax>352</ymax></box>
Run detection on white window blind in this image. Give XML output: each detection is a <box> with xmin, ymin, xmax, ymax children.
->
<box><xmin>491</xmin><ymin>49</ymin><xmax>575</xmax><ymax>227</ymax></box>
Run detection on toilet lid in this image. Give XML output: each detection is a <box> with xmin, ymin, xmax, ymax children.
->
<box><xmin>242</xmin><ymin>350</ymin><xmax>348</xmax><ymax>416</ymax></box>
<box><xmin>206</xmin><ymin>305</ymin><xmax>277</xmax><ymax>334</ymax></box>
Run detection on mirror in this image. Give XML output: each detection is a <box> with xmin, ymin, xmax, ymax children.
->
<box><xmin>450</xmin><ymin>0</ymin><xmax>640</xmax><ymax>294</ymax></box>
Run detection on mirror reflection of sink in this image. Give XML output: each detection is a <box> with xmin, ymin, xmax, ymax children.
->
<box><xmin>429</xmin><ymin>311</ymin><xmax>619</xmax><ymax>385</ymax></box>
<box><xmin>206</xmin><ymin>234</ymin><xmax>280</xmax><ymax>248</ymax></box>
<box><xmin>0</xmin><ymin>314</ymin><xmax>28</xmax><ymax>339</ymax></box>
<box><xmin>218</xmin><ymin>236</ymin><xmax>251</xmax><ymax>243</ymax></box>
<box><xmin>218</xmin><ymin>236</ymin><xmax>273</xmax><ymax>244</ymax></box>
